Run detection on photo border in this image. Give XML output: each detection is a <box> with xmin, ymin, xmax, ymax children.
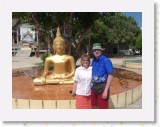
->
<box><xmin>0</xmin><ymin>0</ymin><xmax>154</xmax><ymax>121</ymax></box>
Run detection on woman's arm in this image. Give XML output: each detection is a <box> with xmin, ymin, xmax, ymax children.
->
<box><xmin>72</xmin><ymin>81</ymin><xmax>78</xmax><ymax>96</ymax></box>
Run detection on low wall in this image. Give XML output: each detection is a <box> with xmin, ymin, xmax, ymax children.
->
<box><xmin>123</xmin><ymin>60</ymin><xmax>142</xmax><ymax>69</ymax></box>
<box><xmin>12</xmin><ymin>85</ymin><xmax>142</xmax><ymax>109</ymax></box>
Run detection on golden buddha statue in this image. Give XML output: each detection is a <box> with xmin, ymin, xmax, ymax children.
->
<box><xmin>33</xmin><ymin>27</ymin><xmax>75</xmax><ymax>85</ymax></box>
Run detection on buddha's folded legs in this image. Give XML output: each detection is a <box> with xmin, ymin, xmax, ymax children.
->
<box><xmin>58</xmin><ymin>79</ymin><xmax>74</xmax><ymax>84</ymax></box>
<box><xmin>46</xmin><ymin>78</ymin><xmax>74</xmax><ymax>85</ymax></box>
<box><xmin>33</xmin><ymin>76</ymin><xmax>74</xmax><ymax>85</ymax></box>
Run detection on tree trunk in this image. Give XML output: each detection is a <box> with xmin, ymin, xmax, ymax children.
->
<box><xmin>63</xmin><ymin>12</ymin><xmax>74</xmax><ymax>55</ymax></box>
<box><xmin>74</xmin><ymin>28</ymin><xmax>91</xmax><ymax>56</ymax></box>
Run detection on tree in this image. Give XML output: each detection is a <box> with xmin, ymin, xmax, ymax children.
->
<box><xmin>134</xmin><ymin>33</ymin><xmax>142</xmax><ymax>54</ymax></box>
<box><xmin>12</xmin><ymin>12</ymin><xmax>141</xmax><ymax>58</ymax></box>
<box><xmin>12</xmin><ymin>12</ymin><xmax>113</xmax><ymax>58</ymax></box>
<box><xmin>85</xmin><ymin>13</ymin><xmax>141</xmax><ymax>55</ymax></box>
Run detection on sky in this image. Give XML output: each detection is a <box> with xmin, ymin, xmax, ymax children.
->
<box><xmin>123</xmin><ymin>12</ymin><xmax>142</xmax><ymax>28</ymax></box>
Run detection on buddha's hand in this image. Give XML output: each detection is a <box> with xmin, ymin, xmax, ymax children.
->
<box><xmin>52</xmin><ymin>75</ymin><xmax>61</xmax><ymax>79</ymax></box>
<box><xmin>52</xmin><ymin>74</ymin><xmax>67</xmax><ymax>79</ymax></box>
<box><xmin>61</xmin><ymin>74</ymin><xmax>67</xmax><ymax>79</ymax></box>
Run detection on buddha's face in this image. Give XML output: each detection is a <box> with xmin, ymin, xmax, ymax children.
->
<box><xmin>53</xmin><ymin>40</ymin><xmax>65</xmax><ymax>54</ymax></box>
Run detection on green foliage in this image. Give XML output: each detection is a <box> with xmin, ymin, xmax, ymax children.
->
<box><xmin>13</xmin><ymin>12</ymin><xmax>142</xmax><ymax>56</ymax></box>
<box><xmin>41</xmin><ymin>52</ymin><xmax>50</xmax><ymax>64</ymax></box>
<box><xmin>88</xmin><ymin>13</ymin><xmax>141</xmax><ymax>48</ymax></box>
<box><xmin>135</xmin><ymin>33</ymin><xmax>142</xmax><ymax>51</ymax></box>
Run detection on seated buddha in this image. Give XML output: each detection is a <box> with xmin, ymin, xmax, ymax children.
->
<box><xmin>33</xmin><ymin>27</ymin><xmax>75</xmax><ymax>85</ymax></box>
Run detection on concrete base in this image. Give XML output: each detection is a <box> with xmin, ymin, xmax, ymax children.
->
<box><xmin>12</xmin><ymin>85</ymin><xmax>142</xmax><ymax>109</ymax></box>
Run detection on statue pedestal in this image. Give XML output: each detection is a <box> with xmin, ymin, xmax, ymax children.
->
<box><xmin>12</xmin><ymin>76</ymin><xmax>75</xmax><ymax>109</ymax></box>
<box><xmin>13</xmin><ymin>76</ymin><xmax>74</xmax><ymax>100</ymax></box>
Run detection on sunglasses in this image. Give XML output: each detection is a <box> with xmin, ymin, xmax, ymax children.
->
<box><xmin>93</xmin><ymin>49</ymin><xmax>101</xmax><ymax>52</ymax></box>
<box><xmin>83</xmin><ymin>60</ymin><xmax>90</xmax><ymax>62</ymax></box>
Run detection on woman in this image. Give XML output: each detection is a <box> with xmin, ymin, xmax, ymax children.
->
<box><xmin>72</xmin><ymin>54</ymin><xmax>92</xmax><ymax>109</ymax></box>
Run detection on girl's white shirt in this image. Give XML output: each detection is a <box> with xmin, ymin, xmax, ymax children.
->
<box><xmin>74</xmin><ymin>66</ymin><xmax>92</xmax><ymax>96</ymax></box>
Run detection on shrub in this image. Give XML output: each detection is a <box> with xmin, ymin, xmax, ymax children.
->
<box><xmin>41</xmin><ymin>52</ymin><xmax>50</xmax><ymax>63</ymax></box>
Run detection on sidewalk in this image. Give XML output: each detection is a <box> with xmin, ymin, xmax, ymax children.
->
<box><xmin>12</xmin><ymin>56</ymin><xmax>42</xmax><ymax>69</ymax></box>
<box><xmin>110</xmin><ymin>57</ymin><xmax>142</xmax><ymax>74</ymax></box>
<box><xmin>12</xmin><ymin>56</ymin><xmax>142</xmax><ymax>70</ymax></box>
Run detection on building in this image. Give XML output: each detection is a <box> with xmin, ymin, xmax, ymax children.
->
<box><xmin>12</xmin><ymin>19</ymin><xmax>39</xmax><ymax>56</ymax></box>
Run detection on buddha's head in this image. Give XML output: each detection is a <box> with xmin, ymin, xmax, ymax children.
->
<box><xmin>53</xmin><ymin>27</ymin><xmax>66</xmax><ymax>54</ymax></box>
